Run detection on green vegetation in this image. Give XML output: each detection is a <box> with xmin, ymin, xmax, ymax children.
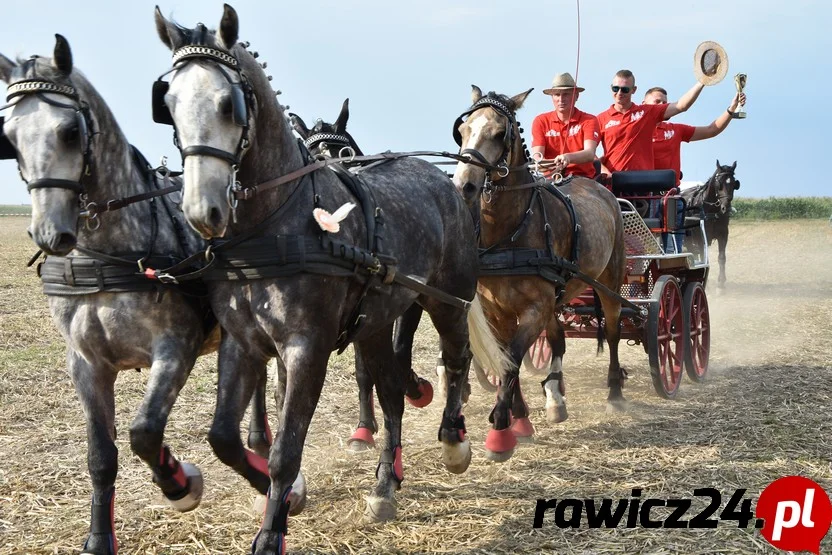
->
<box><xmin>732</xmin><ymin>197</ymin><xmax>832</xmax><ymax>220</ymax></box>
<box><xmin>0</xmin><ymin>205</ymin><xmax>31</xmax><ymax>215</ymax></box>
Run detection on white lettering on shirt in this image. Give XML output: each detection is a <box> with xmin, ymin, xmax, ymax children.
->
<box><xmin>631</xmin><ymin>110</ymin><xmax>645</xmax><ymax>122</ymax></box>
<box><xmin>604</xmin><ymin>119</ymin><xmax>621</xmax><ymax>129</ymax></box>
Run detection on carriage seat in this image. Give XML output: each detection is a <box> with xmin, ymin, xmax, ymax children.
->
<box><xmin>611</xmin><ymin>170</ymin><xmax>676</xmax><ymax>196</ymax></box>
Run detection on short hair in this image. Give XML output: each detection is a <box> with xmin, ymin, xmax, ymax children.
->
<box><xmin>614</xmin><ymin>69</ymin><xmax>635</xmax><ymax>83</ymax></box>
<box><xmin>644</xmin><ymin>86</ymin><xmax>667</xmax><ymax>97</ymax></box>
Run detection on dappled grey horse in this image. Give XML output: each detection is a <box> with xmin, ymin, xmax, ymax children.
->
<box><xmin>289</xmin><ymin>100</ymin><xmax>438</xmax><ymax>451</ymax></box>
<box><xmin>153</xmin><ymin>6</ymin><xmax>509</xmax><ymax>554</ymax></box>
<box><xmin>681</xmin><ymin>160</ymin><xmax>740</xmax><ymax>288</ymax></box>
<box><xmin>0</xmin><ymin>36</ymin><xmax>269</xmax><ymax>555</ymax></box>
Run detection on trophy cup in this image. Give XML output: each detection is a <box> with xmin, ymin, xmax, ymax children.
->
<box><xmin>734</xmin><ymin>73</ymin><xmax>747</xmax><ymax>118</ymax></box>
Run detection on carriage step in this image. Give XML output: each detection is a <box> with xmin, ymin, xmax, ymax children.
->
<box><xmin>566</xmin><ymin>306</ymin><xmax>643</xmax><ymax>318</ymax></box>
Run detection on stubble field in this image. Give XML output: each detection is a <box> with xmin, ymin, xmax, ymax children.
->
<box><xmin>0</xmin><ymin>217</ymin><xmax>830</xmax><ymax>554</ymax></box>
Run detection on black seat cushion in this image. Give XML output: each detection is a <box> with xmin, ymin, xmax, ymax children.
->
<box><xmin>611</xmin><ymin>170</ymin><xmax>676</xmax><ymax>195</ymax></box>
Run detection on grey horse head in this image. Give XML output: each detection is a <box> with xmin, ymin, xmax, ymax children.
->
<box><xmin>0</xmin><ymin>35</ymin><xmax>98</xmax><ymax>255</ymax></box>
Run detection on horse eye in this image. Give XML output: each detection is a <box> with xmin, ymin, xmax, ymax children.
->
<box><xmin>219</xmin><ymin>96</ymin><xmax>233</xmax><ymax>117</ymax></box>
<box><xmin>60</xmin><ymin>124</ymin><xmax>79</xmax><ymax>143</ymax></box>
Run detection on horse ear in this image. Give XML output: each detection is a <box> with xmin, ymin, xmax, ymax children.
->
<box><xmin>471</xmin><ymin>84</ymin><xmax>483</xmax><ymax>104</ymax></box>
<box><xmin>219</xmin><ymin>4</ymin><xmax>239</xmax><ymax>50</ymax></box>
<box><xmin>288</xmin><ymin>112</ymin><xmax>310</xmax><ymax>139</ymax></box>
<box><xmin>716</xmin><ymin>159</ymin><xmax>721</xmax><ymax>169</ymax></box>
<box><xmin>155</xmin><ymin>6</ymin><xmax>186</xmax><ymax>51</ymax></box>
<box><xmin>0</xmin><ymin>53</ymin><xmax>16</xmax><ymax>83</ymax></box>
<box><xmin>53</xmin><ymin>34</ymin><xmax>73</xmax><ymax>75</ymax></box>
<box><xmin>334</xmin><ymin>98</ymin><xmax>350</xmax><ymax>134</ymax></box>
<box><xmin>731</xmin><ymin>161</ymin><xmax>737</xmax><ymax>170</ymax></box>
<box><xmin>510</xmin><ymin>88</ymin><xmax>534</xmax><ymax>110</ymax></box>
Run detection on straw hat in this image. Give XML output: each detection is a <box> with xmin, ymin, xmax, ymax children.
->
<box><xmin>542</xmin><ymin>72</ymin><xmax>585</xmax><ymax>95</ymax></box>
<box><xmin>693</xmin><ymin>41</ymin><xmax>729</xmax><ymax>86</ymax></box>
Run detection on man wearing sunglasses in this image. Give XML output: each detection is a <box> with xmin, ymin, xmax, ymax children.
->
<box><xmin>597</xmin><ymin>69</ymin><xmax>704</xmax><ymax>177</ymax></box>
<box><xmin>531</xmin><ymin>72</ymin><xmax>601</xmax><ymax>181</ymax></box>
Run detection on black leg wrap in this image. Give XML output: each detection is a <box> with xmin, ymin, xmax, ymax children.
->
<box><xmin>540</xmin><ymin>371</ymin><xmax>563</xmax><ymax>389</ymax></box>
<box><xmin>89</xmin><ymin>487</ymin><xmax>115</xmax><ymax>535</ymax></box>
<box><xmin>438</xmin><ymin>409</ymin><xmax>467</xmax><ymax>443</ymax></box>
<box><xmin>376</xmin><ymin>445</ymin><xmax>403</xmax><ymax>483</ymax></box>
<box><xmin>262</xmin><ymin>487</ymin><xmax>291</xmax><ymax>535</ymax></box>
<box><xmin>608</xmin><ymin>367</ymin><xmax>629</xmax><ymax>388</ymax></box>
<box><xmin>152</xmin><ymin>445</ymin><xmax>189</xmax><ymax>500</ymax></box>
<box><xmin>357</xmin><ymin>419</ymin><xmax>378</xmax><ymax>433</ymax></box>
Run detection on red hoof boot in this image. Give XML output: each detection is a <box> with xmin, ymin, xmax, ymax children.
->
<box><xmin>511</xmin><ymin>416</ymin><xmax>535</xmax><ymax>442</ymax></box>
<box><xmin>347</xmin><ymin>426</ymin><xmax>375</xmax><ymax>451</ymax></box>
<box><xmin>406</xmin><ymin>379</ymin><xmax>433</xmax><ymax>408</ymax></box>
<box><xmin>484</xmin><ymin>428</ymin><xmax>517</xmax><ymax>463</ymax></box>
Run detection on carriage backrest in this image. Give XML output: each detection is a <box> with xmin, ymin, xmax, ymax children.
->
<box><xmin>611</xmin><ymin>170</ymin><xmax>676</xmax><ymax>196</ymax></box>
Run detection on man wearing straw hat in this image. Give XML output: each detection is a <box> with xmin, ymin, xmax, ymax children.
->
<box><xmin>531</xmin><ymin>72</ymin><xmax>601</xmax><ymax>180</ymax></box>
<box><xmin>597</xmin><ymin>69</ymin><xmax>705</xmax><ymax>177</ymax></box>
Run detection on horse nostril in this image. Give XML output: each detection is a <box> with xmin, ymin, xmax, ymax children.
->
<box><xmin>56</xmin><ymin>232</ymin><xmax>77</xmax><ymax>252</ymax></box>
<box><xmin>208</xmin><ymin>207</ymin><xmax>224</xmax><ymax>229</ymax></box>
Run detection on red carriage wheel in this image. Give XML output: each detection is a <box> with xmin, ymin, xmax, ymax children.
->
<box><xmin>682</xmin><ymin>282</ymin><xmax>710</xmax><ymax>382</ymax></box>
<box><xmin>522</xmin><ymin>332</ymin><xmax>552</xmax><ymax>373</ymax></box>
<box><xmin>647</xmin><ymin>275</ymin><xmax>685</xmax><ymax>399</ymax></box>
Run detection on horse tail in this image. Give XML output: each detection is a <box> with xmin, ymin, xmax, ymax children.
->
<box><xmin>593</xmin><ymin>288</ymin><xmax>605</xmax><ymax>354</ymax></box>
<box><xmin>467</xmin><ymin>295</ymin><xmax>512</xmax><ymax>383</ymax></box>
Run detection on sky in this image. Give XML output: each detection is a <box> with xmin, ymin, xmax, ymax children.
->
<box><xmin>0</xmin><ymin>0</ymin><xmax>828</xmax><ymax>204</ymax></box>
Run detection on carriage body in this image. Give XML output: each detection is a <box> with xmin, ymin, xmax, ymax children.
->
<box><xmin>555</xmin><ymin>169</ymin><xmax>712</xmax><ymax>399</ymax></box>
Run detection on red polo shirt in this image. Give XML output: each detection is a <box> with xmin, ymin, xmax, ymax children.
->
<box><xmin>531</xmin><ymin>108</ymin><xmax>600</xmax><ymax>178</ymax></box>
<box><xmin>597</xmin><ymin>102</ymin><xmax>667</xmax><ymax>173</ymax></box>
<box><xmin>652</xmin><ymin>121</ymin><xmax>696</xmax><ymax>184</ymax></box>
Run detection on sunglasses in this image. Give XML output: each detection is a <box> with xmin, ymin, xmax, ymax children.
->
<box><xmin>611</xmin><ymin>85</ymin><xmax>632</xmax><ymax>94</ymax></box>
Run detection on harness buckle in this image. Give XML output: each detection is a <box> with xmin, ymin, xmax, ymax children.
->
<box><xmin>496</xmin><ymin>164</ymin><xmax>509</xmax><ymax>178</ymax></box>
<box><xmin>227</xmin><ymin>166</ymin><xmax>240</xmax><ymax>223</ymax></box>
<box><xmin>155</xmin><ymin>272</ymin><xmax>179</xmax><ymax>284</ymax></box>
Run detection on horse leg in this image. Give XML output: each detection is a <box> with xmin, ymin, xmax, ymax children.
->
<box><xmin>717</xmin><ymin>231</ymin><xmax>728</xmax><ymax>288</ymax></box>
<box><xmin>541</xmin><ymin>323</ymin><xmax>568</xmax><ymax>423</ymax></box>
<box><xmin>347</xmin><ymin>352</ymin><xmax>377</xmax><ymax>451</ymax></box>
<box><xmin>207</xmin><ymin>333</ymin><xmax>271</xmax><ymax>496</ymax></box>
<box><xmin>128</xmin><ymin>341</ymin><xmax>204</xmax><ymax>512</ymax></box>
<box><xmin>69</xmin><ymin>350</ymin><xmax>119</xmax><ymax>555</ymax></box>
<box><xmin>247</xmin><ymin>369</ymin><xmax>272</xmax><ymax>459</ymax></box>
<box><xmin>251</xmin><ymin>337</ymin><xmax>331</xmax><ymax>554</ymax></box>
<box><xmin>596</xmin><ymin>286</ymin><xmax>627</xmax><ymax>411</ymax></box>
<box><xmin>354</xmin><ymin>326</ymin><xmax>407</xmax><ymax>522</ymax></box>
<box><xmin>484</xmin><ymin>326</ymin><xmax>537</xmax><ymax>462</ymax></box>
<box><xmin>395</xmin><ymin>304</ymin><xmax>437</xmax><ymax>407</ymax></box>
<box><xmin>428</xmin><ymin>305</ymin><xmax>472</xmax><ymax>474</ymax></box>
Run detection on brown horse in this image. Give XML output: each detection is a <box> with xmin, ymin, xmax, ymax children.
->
<box><xmin>452</xmin><ymin>86</ymin><xmax>628</xmax><ymax>462</ymax></box>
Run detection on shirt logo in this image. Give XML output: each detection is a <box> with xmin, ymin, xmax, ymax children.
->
<box><xmin>604</xmin><ymin>120</ymin><xmax>621</xmax><ymax>129</ymax></box>
<box><xmin>593</xmin><ymin>131</ymin><xmax>599</xmax><ymax>139</ymax></box>
<box><xmin>631</xmin><ymin>110</ymin><xmax>645</xmax><ymax>122</ymax></box>
<box><xmin>545</xmin><ymin>129</ymin><xmax>560</xmax><ymax>137</ymax></box>
<box><xmin>568</xmin><ymin>124</ymin><xmax>582</xmax><ymax>137</ymax></box>
<box><xmin>664</xmin><ymin>129</ymin><xmax>675</xmax><ymax>140</ymax></box>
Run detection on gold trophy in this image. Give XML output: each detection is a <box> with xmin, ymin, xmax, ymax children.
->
<box><xmin>734</xmin><ymin>73</ymin><xmax>747</xmax><ymax>118</ymax></box>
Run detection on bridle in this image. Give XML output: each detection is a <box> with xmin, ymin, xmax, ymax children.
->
<box><xmin>153</xmin><ymin>33</ymin><xmax>254</xmax><ymax>211</ymax></box>
<box><xmin>453</xmin><ymin>96</ymin><xmax>517</xmax><ymax>180</ymax></box>
<box><xmin>0</xmin><ymin>72</ymin><xmax>95</xmax><ymax>196</ymax></box>
<box><xmin>303</xmin><ymin>130</ymin><xmax>357</xmax><ymax>161</ymax></box>
<box><xmin>703</xmin><ymin>169</ymin><xmax>738</xmax><ymax>213</ymax></box>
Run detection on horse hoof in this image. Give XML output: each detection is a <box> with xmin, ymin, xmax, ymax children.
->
<box><xmin>81</xmin><ymin>533</ymin><xmax>117</xmax><ymax>555</ymax></box>
<box><xmin>364</xmin><ymin>495</ymin><xmax>397</xmax><ymax>522</ymax></box>
<box><xmin>546</xmin><ymin>404</ymin><xmax>569</xmax><ymax>423</ymax></box>
<box><xmin>484</xmin><ymin>428</ymin><xmax>517</xmax><ymax>463</ymax></box>
<box><xmin>442</xmin><ymin>438</ymin><xmax>472</xmax><ymax>474</ymax></box>
<box><xmin>406</xmin><ymin>379</ymin><xmax>433</xmax><ymax>408</ymax></box>
<box><xmin>165</xmin><ymin>463</ymin><xmax>203</xmax><ymax>512</ymax></box>
<box><xmin>606</xmin><ymin>399</ymin><xmax>628</xmax><ymax>413</ymax></box>
<box><xmin>288</xmin><ymin>471</ymin><xmax>307</xmax><ymax>516</ymax></box>
<box><xmin>511</xmin><ymin>417</ymin><xmax>535</xmax><ymax>442</ymax></box>
<box><xmin>347</xmin><ymin>427</ymin><xmax>375</xmax><ymax>452</ymax></box>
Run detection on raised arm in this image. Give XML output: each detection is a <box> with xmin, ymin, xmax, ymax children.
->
<box><xmin>664</xmin><ymin>81</ymin><xmax>705</xmax><ymax>119</ymax></box>
<box><xmin>690</xmin><ymin>92</ymin><xmax>746</xmax><ymax>141</ymax></box>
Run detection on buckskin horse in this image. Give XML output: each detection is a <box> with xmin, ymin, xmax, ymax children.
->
<box><xmin>452</xmin><ymin>86</ymin><xmax>628</xmax><ymax>462</ymax></box>
<box><xmin>289</xmin><ymin>100</ymin><xmax>437</xmax><ymax>451</ymax></box>
<box><xmin>153</xmin><ymin>6</ymin><xmax>509</xmax><ymax>553</ymax></box>
<box><xmin>681</xmin><ymin>160</ymin><xmax>740</xmax><ymax>288</ymax></box>
<box><xmin>0</xmin><ymin>36</ymin><xmax>269</xmax><ymax>555</ymax></box>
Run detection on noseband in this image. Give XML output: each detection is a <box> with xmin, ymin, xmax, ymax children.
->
<box><xmin>1</xmin><ymin>76</ymin><xmax>95</xmax><ymax>195</ymax></box>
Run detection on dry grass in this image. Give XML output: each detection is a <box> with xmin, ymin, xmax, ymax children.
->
<box><xmin>1</xmin><ymin>218</ymin><xmax>831</xmax><ymax>554</ymax></box>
